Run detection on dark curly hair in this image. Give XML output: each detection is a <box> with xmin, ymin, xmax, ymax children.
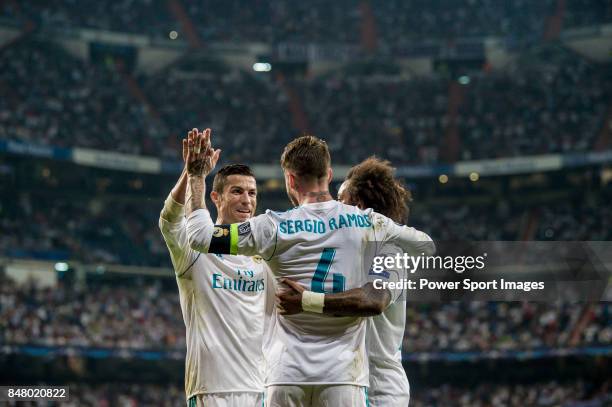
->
<box><xmin>344</xmin><ymin>157</ymin><xmax>411</xmax><ymax>223</ymax></box>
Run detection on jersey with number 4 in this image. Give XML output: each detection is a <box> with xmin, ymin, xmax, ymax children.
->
<box><xmin>186</xmin><ymin>200</ymin><xmax>434</xmax><ymax>386</ymax></box>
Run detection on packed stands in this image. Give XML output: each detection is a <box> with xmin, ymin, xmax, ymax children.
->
<box><xmin>2</xmin><ymin>380</ymin><xmax>609</xmax><ymax>407</ymax></box>
<box><xmin>2</xmin><ymin>269</ymin><xmax>610</xmax><ymax>352</ymax></box>
<box><xmin>403</xmin><ymin>301</ymin><xmax>611</xmax><ymax>352</ymax></box>
<box><xmin>411</xmin><ymin>380</ymin><xmax>611</xmax><ymax>407</ymax></box>
<box><xmin>1</xmin><ymin>40</ymin><xmax>610</xmax><ymax>166</ymax></box>
<box><xmin>3</xmin><ymin>0</ymin><xmax>610</xmax><ymax>44</ymax></box>
<box><xmin>0</xmin><ymin>193</ymin><xmax>168</xmax><ymax>266</ymax></box>
<box><xmin>1</xmin><ymin>184</ymin><xmax>610</xmax><ymax>266</ymax></box>
<box><xmin>0</xmin><ymin>273</ymin><xmax>184</xmax><ymax>349</ymax></box>
<box><xmin>0</xmin><ymin>41</ymin><xmax>165</xmax><ymax>156</ymax></box>
<box><xmin>142</xmin><ymin>57</ymin><xmax>293</xmax><ymax>163</ymax></box>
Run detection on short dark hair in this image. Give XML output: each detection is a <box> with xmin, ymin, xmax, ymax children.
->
<box><xmin>212</xmin><ymin>164</ymin><xmax>255</xmax><ymax>193</ymax></box>
<box><xmin>280</xmin><ymin>135</ymin><xmax>331</xmax><ymax>180</ymax></box>
<box><xmin>344</xmin><ymin>156</ymin><xmax>411</xmax><ymax>223</ymax></box>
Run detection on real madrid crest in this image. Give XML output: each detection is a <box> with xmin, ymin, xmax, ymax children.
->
<box><xmin>213</xmin><ymin>226</ymin><xmax>229</xmax><ymax>238</ymax></box>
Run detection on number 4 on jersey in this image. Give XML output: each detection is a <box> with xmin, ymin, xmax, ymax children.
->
<box><xmin>311</xmin><ymin>248</ymin><xmax>345</xmax><ymax>293</ymax></box>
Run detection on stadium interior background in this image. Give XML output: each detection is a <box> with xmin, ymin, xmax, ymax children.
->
<box><xmin>0</xmin><ymin>0</ymin><xmax>611</xmax><ymax>405</ymax></box>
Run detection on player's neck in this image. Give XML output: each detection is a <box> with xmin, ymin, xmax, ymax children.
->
<box><xmin>298</xmin><ymin>190</ymin><xmax>333</xmax><ymax>205</ymax></box>
<box><xmin>216</xmin><ymin>216</ymin><xmax>240</xmax><ymax>224</ymax></box>
<box><xmin>216</xmin><ymin>212</ymin><xmax>233</xmax><ymax>224</ymax></box>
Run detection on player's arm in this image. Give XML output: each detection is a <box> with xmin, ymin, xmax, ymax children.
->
<box><xmin>186</xmin><ymin>210</ymin><xmax>277</xmax><ymax>258</ymax></box>
<box><xmin>159</xmin><ymin>133</ymin><xmax>198</xmax><ymax>276</ymax></box>
<box><xmin>183</xmin><ymin>127</ymin><xmax>220</xmax><ymax>252</ymax></box>
<box><xmin>277</xmin><ymin>279</ymin><xmax>390</xmax><ymax>317</ymax></box>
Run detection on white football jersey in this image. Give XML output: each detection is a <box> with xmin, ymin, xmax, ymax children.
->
<box><xmin>365</xmin><ymin>243</ymin><xmax>410</xmax><ymax>401</ymax></box>
<box><xmin>159</xmin><ymin>196</ymin><xmax>271</xmax><ymax>399</ymax></box>
<box><xmin>186</xmin><ymin>199</ymin><xmax>434</xmax><ymax>386</ymax></box>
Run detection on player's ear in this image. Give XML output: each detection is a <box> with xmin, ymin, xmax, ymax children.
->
<box><xmin>210</xmin><ymin>190</ymin><xmax>220</xmax><ymax>205</ymax></box>
<box><xmin>327</xmin><ymin>167</ymin><xmax>333</xmax><ymax>184</ymax></box>
<box><xmin>288</xmin><ymin>172</ymin><xmax>297</xmax><ymax>190</ymax></box>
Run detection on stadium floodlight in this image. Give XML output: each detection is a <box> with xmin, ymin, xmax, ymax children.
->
<box><xmin>54</xmin><ymin>262</ymin><xmax>69</xmax><ymax>272</ymax></box>
<box><xmin>469</xmin><ymin>172</ymin><xmax>480</xmax><ymax>182</ymax></box>
<box><xmin>438</xmin><ymin>174</ymin><xmax>449</xmax><ymax>184</ymax></box>
<box><xmin>253</xmin><ymin>62</ymin><xmax>272</xmax><ymax>72</ymax></box>
<box><xmin>458</xmin><ymin>75</ymin><xmax>470</xmax><ymax>85</ymax></box>
<box><xmin>169</xmin><ymin>30</ymin><xmax>178</xmax><ymax>40</ymax></box>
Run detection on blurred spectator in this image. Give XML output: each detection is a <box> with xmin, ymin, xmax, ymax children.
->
<box><xmin>1</xmin><ymin>188</ymin><xmax>611</xmax><ymax>266</ymax></box>
<box><xmin>411</xmin><ymin>380</ymin><xmax>612</xmax><ymax>407</ymax></box>
<box><xmin>4</xmin><ymin>0</ymin><xmax>610</xmax><ymax>45</ymax></box>
<box><xmin>1</xmin><ymin>41</ymin><xmax>610</xmax><ymax>166</ymax></box>
<box><xmin>0</xmin><ymin>274</ymin><xmax>185</xmax><ymax>350</ymax></box>
<box><xmin>3</xmin><ymin>380</ymin><xmax>607</xmax><ymax>406</ymax></box>
<box><xmin>0</xmin><ymin>192</ymin><xmax>168</xmax><ymax>266</ymax></box>
<box><xmin>457</xmin><ymin>53</ymin><xmax>612</xmax><ymax>161</ymax></box>
<box><xmin>402</xmin><ymin>302</ymin><xmax>610</xmax><ymax>352</ymax></box>
<box><xmin>142</xmin><ymin>59</ymin><xmax>293</xmax><ymax>163</ymax></box>
<box><xmin>0</xmin><ymin>41</ymin><xmax>165</xmax><ymax>156</ymax></box>
<box><xmin>1</xmin><ymin>271</ymin><xmax>609</xmax><ymax>352</ymax></box>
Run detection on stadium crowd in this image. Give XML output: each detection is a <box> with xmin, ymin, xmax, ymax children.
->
<box><xmin>0</xmin><ymin>274</ymin><xmax>184</xmax><ymax>349</ymax></box>
<box><xmin>0</xmin><ymin>193</ymin><xmax>168</xmax><ymax>267</ymax></box>
<box><xmin>1</xmin><ymin>40</ymin><xmax>610</xmax><ymax>166</ymax></box>
<box><xmin>456</xmin><ymin>51</ymin><xmax>611</xmax><ymax>161</ymax></box>
<box><xmin>2</xmin><ymin>380</ymin><xmax>610</xmax><ymax>406</ymax></box>
<box><xmin>0</xmin><ymin>42</ymin><xmax>164</xmax><ymax>156</ymax></box>
<box><xmin>302</xmin><ymin>50</ymin><xmax>611</xmax><ymax>164</ymax></box>
<box><xmin>412</xmin><ymin>187</ymin><xmax>612</xmax><ymax>242</ymax></box>
<box><xmin>142</xmin><ymin>57</ymin><xmax>294</xmax><ymax>163</ymax></box>
<box><xmin>404</xmin><ymin>301</ymin><xmax>611</xmax><ymax>353</ymax></box>
<box><xmin>1</xmin><ymin>270</ymin><xmax>610</xmax><ymax>352</ymax></box>
<box><xmin>1</xmin><ymin>2</ymin><xmax>610</xmax><ymax>404</ymax></box>
<box><xmin>2</xmin><ymin>0</ymin><xmax>610</xmax><ymax>44</ymax></box>
<box><xmin>1</xmin><ymin>187</ymin><xmax>610</xmax><ymax>266</ymax></box>
<box><xmin>535</xmin><ymin>196</ymin><xmax>612</xmax><ymax>241</ymax></box>
<box><xmin>410</xmin><ymin>380</ymin><xmax>612</xmax><ymax>407</ymax></box>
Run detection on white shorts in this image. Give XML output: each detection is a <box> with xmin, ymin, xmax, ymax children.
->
<box><xmin>187</xmin><ymin>392</ymin><xmax>263</xmax><ymax>407</ymax></box>
<box><xmin>368</xmin><ymin>392</ymin><xmax>410</xmax><ymax>407</ymax></box>
<box><xmin>266</xmin><ymin>384</ymin><xmax>368</xmax><ymax>407</ymax></box>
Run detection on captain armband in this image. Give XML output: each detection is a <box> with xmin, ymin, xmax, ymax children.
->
<box><xmin>208</xmin><ymin>224</ymin><xmax>237</xmax><ymax>255</ymax></box>
<box><xmin>208</xmin><ymin>222</ymin><xmax>251</xmax><ymax>255</ymax></box>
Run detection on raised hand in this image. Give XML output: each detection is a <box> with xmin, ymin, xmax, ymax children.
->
<box><xmin>186</xmin><ymin>128</ymin><xmax>221</xmax><ymax>176</ymax></box>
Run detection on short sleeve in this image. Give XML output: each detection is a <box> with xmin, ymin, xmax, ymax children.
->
<box><xmin>236</xmin><ymin>212</ymin><xmax>278</xmax><ymax>260</ymax></box>
<box><xmin>370</xmin><ymin>211</ymin><xmax>436</xmax><ymax>256</ymax></box>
